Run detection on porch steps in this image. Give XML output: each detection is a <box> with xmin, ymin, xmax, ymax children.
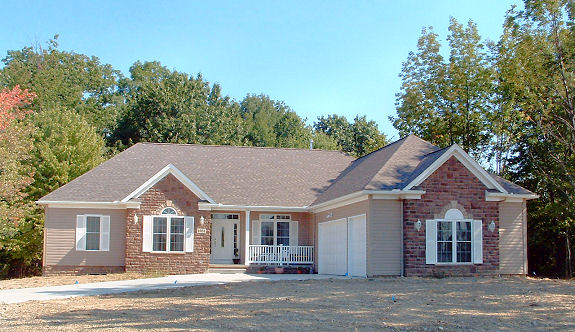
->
<box><xmin>207</xmin><ymin>264</ymin><xmax>247</xmax><ymax>274</ymax></box>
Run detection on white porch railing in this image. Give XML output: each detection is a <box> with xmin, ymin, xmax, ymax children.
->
<box><xmin>248</xmin><ymin>245</ymin><xmax>314</xmax><ymax>265</ymax></box>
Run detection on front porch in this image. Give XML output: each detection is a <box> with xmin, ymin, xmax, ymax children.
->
<box><xmin>208</xmin><ymin>211</ymin><xmax>315</xmax><ymax>267</ymax></box>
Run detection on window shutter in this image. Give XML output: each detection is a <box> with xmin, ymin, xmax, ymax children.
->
<box><xmin>76</xmin><ymin>215</ymin><xmax>86</xmax><ymax>251</ymax></box>
<box><xmin>473</xmin><ymin>220</ymin><xmax>483</xmax><ymax>264</ymax></box>
<box><xmin>185</xmin><ymin>216</ymin><xmax>195</xmax><ymax>252</ymax></box>
<box><xmin>425</xmin><ymin>220</ymin><xmax>436</xmax><ymax>264</ymax></box>
<box><xmin>252</xmin><ymin>220</ymin><xmax>260</xmax><ymax>245</ymax></box>
<box><xmin>142</xmin><ymin>216</ymin><xmax>153</xmax><ymax>252</ymax></box>
<box><xmin>289</xmin><ymin>221</ymin><xmax>298</xmax><ymax>246</ymax></box>
<box><xmin>100</xmin><ymin>216</ymin><xmax>110</xmax><ymax>251</ymax></box>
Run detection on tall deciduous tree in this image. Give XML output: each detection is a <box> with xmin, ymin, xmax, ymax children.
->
<box><xmin>0</xmin><ymin>86</ymin><xmax>37</xmax><ymax>277</ymax></box>
<box><xmin>0</xmin><ymin>36</ymin><xmax>123</xmax><ymax>137</ymax></box>
<box><xmin>314</xmin><ymin>114</ymin><xmax>387</xmax><ymax>157</ymax></box>
<box><xmin>498</xmin><ymin>0</ymin><xmax>575</xmax><ymax>277</ymax></box>
<box><xmin>112</xmin><ymin>61</ymin><xmax>246</xmax><ymax>147</ymax></box>
<box><xmin>392</xmin><ymin>19</ymin><xmax>496</xmax><ymax>162</ymax></box>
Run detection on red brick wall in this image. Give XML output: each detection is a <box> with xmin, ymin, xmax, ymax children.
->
<box><xmin>403</xmin><ymin>157</ymin><xmax>499</xmax><ymax>276</ymax></box>
<box><xmin>125</xmin><ymin>174</ymin><xmax>211</xmax><ymax>274</ymax></box>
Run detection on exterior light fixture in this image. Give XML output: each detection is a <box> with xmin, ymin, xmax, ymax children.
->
<box><xmin>200</xmin><ymin>216</ymin><xmax>205</xmax><ymax>225</ymax></box>
<box><xmin>488</xmin><ymin>220</ymin><xmax>496</xmax><ymax>232</ymax></box>
<box><xmin>326</xmin><ymin>212</ymin><xmax>333</xmax><ymax>219</ymax></box>
<box><xmin>415</xmin><ymin>219</ymin><xmax>422</xmax><ymax>231</ymax></box>
<box><xmin>134</xmin><ymin>214</ymin><xmax>138</xmax><ymax>225</ymax></box>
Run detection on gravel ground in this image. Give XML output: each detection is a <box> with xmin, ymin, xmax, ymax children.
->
<box><xmin>1</xmin><ymin>276</ymin><xmax>573</xmax><ymax>331</ymax></box>
<box><xmin>0</xmin><ymin>273</ymin><xmax>164</xmax><ymax>290</ymax></box>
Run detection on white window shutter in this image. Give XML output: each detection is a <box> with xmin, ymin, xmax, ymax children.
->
<box><xmin>289</xmin><ymin>221</ymin><xmax>299</xmax><ymax>246</ymax></box>
<box><xmin>425</xmin><ymin>220</ymin><xmax>436</xmax><ymax>264</ymax></box>
<box><xmin>473</xmin><ymin>219</ymin><xmax>483</xmax><ymax>264</ymax></box>
<box><xmin>142</xmin><ymin>216</ymin><xmax>153</xmax><ymax>252</ymax></box>
<box><xmin>185</xmin><ymin>216</ymin><xmax>195</xmax><ymax>252</ymax></box>
<box><xmin>252</xmin><ymin>220</ymin><xmax>260</xmax><ymax>245</ymax></box>
<box><xmin>76</xmin><ymin>215</ymin><xmax>86</xmax><ymax>251</ymax></box>
<box><xmin>100</xmin><ymin>216</ymin><xmax>110</xmax><ymax>251</ymax></box>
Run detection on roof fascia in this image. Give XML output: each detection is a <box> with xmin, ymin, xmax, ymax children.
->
<box><xmin>36</xmin><ymin>200</ymin><xmax>141</xmax><ymax>209</ymax></box>
<box><xmin>485</xmin><ymin>191</ymin><xmax>539</xmax><ymax>202</ymax></box>
<box><xmin>121</xmin><ymin>164</ymin><xmax>215</xmax><ymax>203</ymax></box>
<box><xmin>403</xmin><ymin>145</ymin><xmax>508</xmax><ymax>194</ymax></box>
<box><xmin>198</xmin><ymin>203</ymin><xmax>308</xmax><ymax>212</ymax></box>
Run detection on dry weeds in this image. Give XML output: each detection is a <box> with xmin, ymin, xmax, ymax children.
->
<box><xmin>1</xmin><ymin>276</ymin><xmax>574</xmax><ymax>331</ymax></box>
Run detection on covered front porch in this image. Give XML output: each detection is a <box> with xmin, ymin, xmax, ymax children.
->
<box><xmin>207</xmin><ymin>211</ymin><xmax>315</xmax><ymax>267</ymax></box>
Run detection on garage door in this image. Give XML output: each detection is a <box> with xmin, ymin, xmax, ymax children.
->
<box><xmin>318</xmin><ymin>218</ymin><xmax>347</xmax><ymax>275</ymax></box>
<box><xmin>318</xmin><ymin>215</ymin><xmax>366</xmax><ymax>277</ymax></box>
<box><xmin>347</xmin><ymin>215</ymin><xmax>366</xmax><ymax>277</ymax></box>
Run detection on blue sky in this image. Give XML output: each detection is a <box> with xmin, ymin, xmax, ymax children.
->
<box><xmin>2</xmin><ymin>0</ymin><xmax>521</xmax><ymax>139</ymax></box>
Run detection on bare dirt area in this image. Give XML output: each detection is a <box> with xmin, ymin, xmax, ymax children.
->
<box><xmin>0</xmin><ymin>272</ymin><xmax>163</xmax><ymax>290</ymax></box>
<box><xmin>1</xmin><ymin>276</ymin><xmax>574</xmax><ymax>331</ymax></box>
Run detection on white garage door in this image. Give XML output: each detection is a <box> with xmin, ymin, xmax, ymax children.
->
<box><xmin>347</xmin><ymin>215</ymin><xmax>367</xmax><ymax>277</ymax></box>
<box><xmin>318</xmin><ymin>218</ymin><xmax>347</xmax><ymax>275</ymax></box>
<box><xmin>318</xmin><ymin>215</ymin><xmax>366</xmax><ymax>277</ymax></box>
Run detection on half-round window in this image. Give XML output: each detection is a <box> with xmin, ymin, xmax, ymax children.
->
<box><xmin>161</xmin><ymin>207</ymin><xmax>177</xmax><ymax>215</ymax></box>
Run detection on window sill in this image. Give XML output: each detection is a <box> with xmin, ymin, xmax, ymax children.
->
<box><xmin>434</xmin><ymin>262</ymin><xmax>477</xmax><ymax>266</ymax></box>
<box><xmin>149</xmin><ymin>251</ymin><xmax>186</xmax><ymax>254</ymax></box>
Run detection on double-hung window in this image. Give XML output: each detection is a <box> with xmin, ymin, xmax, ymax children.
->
<box><xmin>436</xmin><ymin>220</ymin><xmax>472</xmax><ymax>263</ymax></box>
<box><xmin>425</xmin><ymin>208</ymin><xmax>482</xmax><ymax>265</ymax></box>
<box><xmin>76</xmin><ymin>215</ymin><xmax>110</xmax><ymax>251</ymax></box>
<box><xmin>143</xmin><ymin>208</ymin><xmax>194</xmax><ymax>253</ymax></box>
<box><xmin>259</xmin><ymin>214</ymin><xmax>292</xmax><ymax>246</ymax></box>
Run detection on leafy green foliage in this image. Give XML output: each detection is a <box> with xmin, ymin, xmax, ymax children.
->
<box><xmin>314</xmin><ymin>114</ymin><xmax>387</xmax><ymax>157</ymax></box>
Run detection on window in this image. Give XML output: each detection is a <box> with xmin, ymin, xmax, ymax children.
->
<box><xmin>435</xmin><ymin>220</ymin><xmax>473</xmax><ymax>263</ymax></box>
<box><xmin>76</xmin><ymin>215</ymin><xmax>110</xmax><ymax>251</ymax></box>
<box><xmin>259</xmin><ymin>215</ymin><xmax>291</xmax><ymax>245</ymax></box>
<box><xmin>152</xmin><ymin>211</ymin><xmax>185</xmax><ymax>252</ymax></box>
<box><xmin>211</xmin><ymin>213</ymin><xmax>238</xmax><ymax>219</ymax></box>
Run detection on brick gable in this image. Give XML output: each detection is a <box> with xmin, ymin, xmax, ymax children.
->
<box><xmin>125</xmin><ymin>174</ymin><xmax>211</xmax><ymax>274</ymax></box>
<box><xmin>403</xmin><ymin>156</ymin><xmax>499</xmax><ymax>276</ymax></box>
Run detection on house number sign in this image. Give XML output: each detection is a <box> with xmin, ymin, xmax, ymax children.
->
<box><xmin>197</xmin><ymin>228</ymin><xmax>207</xmax><ymax>234</ymax></box>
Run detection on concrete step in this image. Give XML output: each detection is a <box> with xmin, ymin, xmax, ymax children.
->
<box><xmin>208</xmin><ymin>264</ymin><xmax>247</xmax><ymax>274</ymax></box>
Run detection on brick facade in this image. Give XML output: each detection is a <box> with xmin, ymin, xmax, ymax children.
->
<box><xmin>403</xmin><ymin>157</ymin><xmax>500</xmax><ymax>277</ymax></box>
<box><xmin>125</xmin><ymin>174</ymin><xmax>211</xmax><ymax>274</ymax></box>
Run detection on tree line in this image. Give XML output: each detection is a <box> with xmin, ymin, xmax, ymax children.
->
<box><xmin>0</xmin><ymin>37</ymin><xmax>387</xmax><ymax>277</ymax></box>
<box><xmin>393</xmin><ymin>0</ymin><xmax>575</xmax><ymax>278</ymax></box>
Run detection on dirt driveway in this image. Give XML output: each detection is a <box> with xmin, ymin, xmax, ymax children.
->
<box><xmin>1</xmin><ymin>276</ymin><xmax>573</xmax><ymax>331</ymax></box>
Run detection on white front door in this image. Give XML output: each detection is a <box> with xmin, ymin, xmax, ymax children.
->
<box><xmin>211</xmin><ymin>219</ymin><xmax>236</xmax><ymax>263</ymax></box>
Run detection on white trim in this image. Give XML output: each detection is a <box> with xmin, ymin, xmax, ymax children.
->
<box><xmin>76</xmin><ymin>214</ymin><xmax>110</xmax><ymax>252</ymax></box>
<box><xmin>310</xmin><ymin>190</ymin><xmax>425</xmax><ymax>213</ymax></box>
<box><xmin>121</xmin><ymin>164</ymin><xmax>215</xmax><ymax>203</ymax></box>
<box><xmin>149</xmin><ymin>215</ymin><xmax>188</xmax><ymax>253</ymax></box>
<box><xmin>199</xmin><ymin>203</ymin><xmax>308</xmax><ymax>212</ymax></box>
<box><xmin>403</xmin><ymin>145</ymin><xmax>508</xmax><ymax>194</ymax></box>
<box><xmin>37</xmin><ymin>201</ymin><xmax>141</xmax><ymax>209</ymax></box>
<box><xmin>485</xmin><ymin>192</ymin><xmax>539</xmax><ymax>202</ymax></box>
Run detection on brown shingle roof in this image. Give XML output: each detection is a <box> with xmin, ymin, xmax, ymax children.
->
<box><xmin>40</xmin><ymin>143</ymin><xmax>355</xmax><ymax>206</ymax></box>
<box><xmin>40</xmin><ymin>135</ymin><xmax>533</xmax><ymax>207</ymax></box>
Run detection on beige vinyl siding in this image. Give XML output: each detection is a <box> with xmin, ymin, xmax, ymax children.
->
<box><xmin>367</xmin><ymin>198</ymin><xmax>402</xmax><ymax>276</ymax></box>
<box><xmin>44</xmin><ymin>208</ymin><xmax>126</xmax><ymax>266</ymax></box>
<box><xmin>499</xmin><ymin>202</ymin><xmax>527</xmax><ymax>274</ymax></box>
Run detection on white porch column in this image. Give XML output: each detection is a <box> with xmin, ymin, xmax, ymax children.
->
<box><xmin>244</xmin><ymin>210</ymin><xmax>251</xmax><ymax>265</ymax></box>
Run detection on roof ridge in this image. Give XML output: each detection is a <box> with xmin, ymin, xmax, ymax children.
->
<box><xmin>136</xmin><ymin>142</ymin><xmax>352</xmax><ymax>154</ymax></box>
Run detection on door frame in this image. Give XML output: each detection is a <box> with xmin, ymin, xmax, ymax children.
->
<box><xmin>210</xmin><ymin>215</ymin><xmax>240</xmax><ymax>263</ymax></box>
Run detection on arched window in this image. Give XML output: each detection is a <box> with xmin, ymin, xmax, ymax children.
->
<box><xmin>161</xmin><ymin>207</ymin><xmax>177</xmax><ymax>215</ymax></box>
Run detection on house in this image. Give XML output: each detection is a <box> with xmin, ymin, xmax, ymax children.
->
<box><xmin>37</xmin><ymin>135</ymin><xmax>537</xmax><ymax>277</ymax></box>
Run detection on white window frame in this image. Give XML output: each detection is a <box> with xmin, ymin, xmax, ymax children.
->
<box><xmin>151</xmin><ymin>215</ymin><xmax>186</xmax><ymax>253</ymax></box>
<box><xmin>435</xmin><ymin>219</ymin><xmax>473</xmax><ymax>265</ymax></box>
<box><xmin>76</xmin><ymin>214</ymin><xmax>110</xmax><ymax>252</ymax></box>
<box><xmin>259</xmin><ymin>214</ymin><xmax>291</xmax><ymax>246</ymax></box>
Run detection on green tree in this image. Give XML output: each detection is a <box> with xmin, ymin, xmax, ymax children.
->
<box><xmin>498</xmin><ymin>0</ymin><xmax>575</xmax><ymax>277</ymax></box>
<box><xmin>392</xmin><ymin>19</ymin><xmax>496</xmax><ymax>161</ymax></box>
<box><xmin>0</xmin><ymin>36</ymin><xmax>123</xmax><ymax>138</ymax></box>
<box><xmin>314</xmin><ymin>114</ymin><xmax>387</xmax><ymax>157</ymax></box>
<box><xmin>113</xmin><ymin>61</ymin><xmax>246</xmax><ymax>147</ymax></box>
<box><xmin>0</xmin><ymin>86</ymin><xmax>37</xmax><ymax>277</ymax></box>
